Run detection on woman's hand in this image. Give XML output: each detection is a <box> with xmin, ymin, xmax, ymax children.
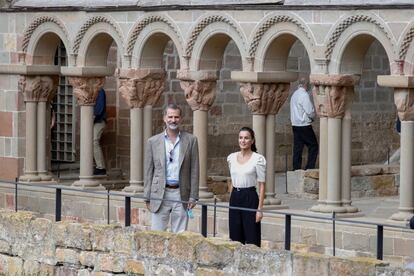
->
<box><xmin>256</xmin><ymin>210</ymin><xmax>263</xmax><ymax>223</ymax></box>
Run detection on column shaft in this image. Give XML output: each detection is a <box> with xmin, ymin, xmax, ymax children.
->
<box><xmin>264</xmin><ymin>114</ymin><xmax>281</xmax><ymax>205</ymax></box>
<box><xmin>124</xmin><ymin>107</ymin><xmax>144</xmax><ymax>193</ymax></box>
<box><xmin>252</xmin><ymin>114</ymin><xmax>266</xmax><ymax>156</ymax></box>
<box><xmin>143</xmin><ymin>105</ymin><xmax>152</xmax><ymax>144</ymax></box>
<box><xmin>21</xmin><ymin>102</ymin><xmax>41</xmax><ymax>181</ymax></box>
<box><xmin>391</xmin><ymin>121</ymin><xmax>414</xmax><ymax>220</ymax></box>
<box><xmin>37</xmin><ymin>101</ymin><xmax>52</xmax><ymax>181</ymax></box>
<box><xmin>73</xmin><ymin>105</ymin><xmax>97</xmax><ymax>187</ymax></box>
<box><xmin>194</xmin><ymin>110</ymin><xmax>213</xmax><ymax>199</ymax></box>
<box><xmin>341</xmin><ymin>113</ymin><xmax>357</xmax><ymax>212</ymax></box>
<box><xmin>325</xmin><ymin>117</ymin><xmax>347</xmax><ymax>212</ymax></box>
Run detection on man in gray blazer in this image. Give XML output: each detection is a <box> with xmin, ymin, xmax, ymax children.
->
<box><xmin>144</xmin><ymin>103</ymin><xmax>199</xmax><ymax>233</ymax></box>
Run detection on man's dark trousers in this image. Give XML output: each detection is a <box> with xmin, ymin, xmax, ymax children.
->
<box><xmin>292</xmin><ymin>125</ymin><xmax>318</xmax><ymax>170</ymax></box>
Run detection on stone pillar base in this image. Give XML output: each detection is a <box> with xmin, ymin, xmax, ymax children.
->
<box><xmin>199</xmin><ymin>190</ymin><xmax>214</xmax><ymax>200</ymax></box>
<box><xmin>390</xmin><ymin>210</ymin><xmax>414</xmax><ymax>221</ymax></box>
<box><xmin>72</xmin><ymin>178</ymin><xmax>105</xmax><ymax>190</ymax></box>
<box><xmin>19</xmin><ymin>174</ymin><xmax>41</xmax><ymax>182</ymax></box>
<box><xmin>38</xmin><ymin>172</ymin><xmax>53</xmax><ymax>181</ymax></box>
<box><xmin>264</xmin><ymin>197</ymin><xmax>281</xmax><ymax>205</ymax></box>
<box><xmin>122</xmin><ymin>181</ymin><xmax>144</xmax><ymax>194</ymax></box>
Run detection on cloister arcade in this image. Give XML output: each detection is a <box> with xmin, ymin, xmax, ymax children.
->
<box><xmin>1</xmin><ymin>5</ymin><xmax>414</xmax><ymax>222</ymax></box>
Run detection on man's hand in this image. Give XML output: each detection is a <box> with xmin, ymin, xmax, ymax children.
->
<box><xmin>187</xmin><ymin>200</ymin><xmax>196</xmax><ymax>209</ymax></box>
<box><xmin>255</xmin><ymin>211</ymin><xmax>263</xmax><ymax>223</ymax></box>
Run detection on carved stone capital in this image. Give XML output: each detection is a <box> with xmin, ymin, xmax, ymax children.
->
<box><xmin>19</xmin><ymin>75</ymin><xmax>41</xmax><ymax>102</ymax></box>
<box><xmin>310</xmin><ymin>74</ymin><xmax>359</xmax><ymax>118</ymax></box>
<box><xmin>394</xmin><ymin>88</ymin><xmax>414</xmax><ymax>121</ymax></box>
<box><xmin>38</xmin><ymin>76</ymin><xmax>58</xmax><ymax>102</ymax></box>
<box><xmin>179</xmin><ymin>80</ymin><xmax>216</xmax><ymax>111</ymax></box>
<box><xmin>239</xmin><ymin>82</ymin><xmax>290</xmax><ymax>115</ymax></box>
<box><xmin>68</xmin><ymin>77</ymin><xmax>105</xmax><ymax>106</ymax></box>
<box><xmin>119</xmin><ymin>72</ymin><xmax>166</xmax><ymax>108</ymax></box>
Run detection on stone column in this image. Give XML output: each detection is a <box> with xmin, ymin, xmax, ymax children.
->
<box><xmin>178</xmin><ymin>70</ymin><xmax>216</xmax><ymax>200</ymax></box>
<box><xmin>37</xmin><ymin>76</ymin><xmax>57</xmax><ymax>181</ymax></box>
<box><xmin>68</xmin><ymin>77</ymin><xmax>105</xmax><ymax>189</ymax></box>
<box><xmin>118</xmin><ymin>70</ymin><xmax>165</xmax><ymax>193</ymax></box>
<box><xmin>19</xmin><ymin>76</ymin><xmax>41</xmax><ymax>182</ymax></box>
<box><xmin>240</xmin><ymin>82</ymin><xmax>290</xmax><ymax>207</ymax></box>
<box><xmin>391</xmin><ymin>88</ymin><xmax>414</xmax><ymax>221</ymax></box>
<box><xmin>309</xmin><ymin>74</ymin><xmax>359</xmax><ymax>213</ymax></box>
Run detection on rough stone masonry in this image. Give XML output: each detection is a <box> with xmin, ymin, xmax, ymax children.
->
<box><xmin>0</xmin><ymin>209</ymin><xmax>411</xmax><ymax>275</ymax></box>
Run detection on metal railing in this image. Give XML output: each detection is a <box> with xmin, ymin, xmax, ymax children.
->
<box><xmin>1</xmin><ymin>178</ymin><xmax>413</xmax><ymax>261</ymax></box>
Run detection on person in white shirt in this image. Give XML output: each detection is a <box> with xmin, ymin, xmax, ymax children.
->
<box><xmin>290</xmin><ymin>78</ymin><xmax>319</xmax><ymax>170</ymax></box>
<box><xmin>227</xmin><ymin>126</ymin><xmax>265</xmax><ymax>247</ymax></box>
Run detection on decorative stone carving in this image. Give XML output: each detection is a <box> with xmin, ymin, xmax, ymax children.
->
<box><xmin>73</xmin><ymin>16</ymin><xmax>124</xmax><ymax>55</ymax></box>
<box><xmin>179</xmin><ymin>80</ymin><xmax>216</xmax><ymax>111</ymax></box>
<box><xmin>325</xmin><ymin>14</ymin><xmax>391</xmax><ymax>60</ymax></box>
<box><xmin>249</xmin><ymin>15</ymin><xmax>312</xmax><ymax>58</ymax></box>
<box><xmin>38</xmin><ymin>76</ymin><xmax>58</xmax><ymax>102</ymax></box>
<box><xmin>19</xmin><ymin>75</ymin><xmax>41</xmax><ymax>102</ymax></box>
<box><xmin>119</xmin><ymin>73</ymin><xmax>166</xmax><ymax>108</ymax></box>
<box><xmin>68</xmin><ymin>77</ymin><xmax>105</xmax><ymax>106</ymax></box>
<box><xmin>239</xmin><ymin>82</ymin><xmax>289</xmax><ymax>115</ymax></box>
<box><xmin>185</xmin><ymin>14</ymin><xmax>243</xmax><ymax>58</ymax></box>
<box><xmin>310</xmin><ymin>74</ymin><xmax>358</xmax><ymax>118</ymax></box>
<box><xmin>394</xmin><ymin>88</ymin><xmax>414</xmax><ymax>121</ymax></box>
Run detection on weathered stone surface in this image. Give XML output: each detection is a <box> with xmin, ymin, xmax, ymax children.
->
<box><xmin>79</xmin><ymin>251</ymin><xmax>98</xmax><ymax>267</ymax></box>
<box><xmin>167</xmin><ymin>231</ymin><xmax>204</xmax><ymax>261</ymax></box>
<box><xmin>303</xmin><ymin>178</ymin><xmax>319</xmax><ymax>194</ymax></box>
<box><xmin>195</xmin><ymin>238</ymin><xmax>239</xmax><ymax>267</ymax></box>
<box><xmin>329</xmin><ymin>257</ymin><xmax>384</xmax><ymax>276</ymax></box>
<box><xmin>125</xmin><ymin>259</ymin><xmax>145</xmax><ymax>275</ymax></box>
<box><xmin>53</xmin><ymin>222</ymin><xmax>92</xmax><ymax>250</ymax></box>
<box><xmin>304</xmin><ymin>169</ymin><xmax>319</xmax><ymax>179</ymax></box>
<box><xmin>352</xmin><ymin>165</ymin><xmax>383</xmax><ymax>176</ymax></box>
<box><xmin>293</xmin><ymin>252</ymin><xmax>329</xmax><ymax>276</ymax></box>
<box><xmin>56</xmin><ymin>248</ymin><xmax>80</xmax><ymax>265</ymax></box>
<box><xmin>136</xmin><ymin>231</ymin><xmax>171</xmax><ymax>258</ymax></box>
<box><xmin>0</xmin><ymin>254</ymin><xmax>23</xmax><ymax>275</ymax></box>
<box><xmin>23</xmin><ymin>259</ymin><xmax>40</xmax><ymax>275</ymax></box>
<box><xmin>89</xmin><ymin>224</ymin><xmax>122</xmax><ymax>252</ymax></box>
<box><xmin>95</xmin><ymin>253</ymin><xmax>127</xmax><ymax>273</ymax></box>
<box><xmin>0</xmin><ymin>239</ymin><xmax>10</xmax><ymax>254</ymax></box>
<box><xmin>197</xmin><ymin>267</ymin><xmax>225</xmax><ymax>276</ymax></box>
<box><xmin>112</xmin><ymin>227</ymin><xmax>136</xmax><ymax>254</ymax></box>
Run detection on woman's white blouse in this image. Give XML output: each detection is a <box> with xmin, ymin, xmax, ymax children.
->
<box><xmin>227</xmin><ymin>152</ymin><xmax>266</xmax><ymax>188</ymax></box>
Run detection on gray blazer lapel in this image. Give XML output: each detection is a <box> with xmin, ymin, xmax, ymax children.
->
<box><xmin>178</xmin><ymin>132</ymin><xmax>189</xmax><ymax>168</ymax></box>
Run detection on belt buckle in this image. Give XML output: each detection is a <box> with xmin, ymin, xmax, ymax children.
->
<box><xmin>236</xmin><ymin>187</ymin><xmax>241</xmax><ymax>192</ymax></box>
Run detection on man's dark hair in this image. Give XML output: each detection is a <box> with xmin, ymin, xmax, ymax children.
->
<box><xmin>163</xmin><ymin>103</ymin><xmax>182</xmax><ymax>116</ymax></box>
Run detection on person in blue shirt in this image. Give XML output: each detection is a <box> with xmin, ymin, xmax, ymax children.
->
<box><xmin>93</xmin><ymin>88</ymin><xmax>107</xmax><ymax>175</ymax></box>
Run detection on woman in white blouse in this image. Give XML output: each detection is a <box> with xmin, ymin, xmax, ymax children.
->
<box><xmin>227</xmin><ymin>126</ymin><xmax>266</xmax><ymax>247</ymax></box>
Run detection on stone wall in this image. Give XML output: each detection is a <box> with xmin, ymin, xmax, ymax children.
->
<box><xmin>0</xmin><ymin>209</ymin><xmax>411</xmax><ymax>276</ymax></box>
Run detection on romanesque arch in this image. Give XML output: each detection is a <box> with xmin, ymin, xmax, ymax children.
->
<box><xmin>398</xmin><ymin>21</ymin><xmax>414</xmax><ymax>75</ymax></box>
<box><xmin>73</xmin><ymin>15</ymin><xmax>125</xmax><ymax>67</ymax></box>
<box><xmin>326</xmin><ymin>13</ymin><xmax>396</xmax><ymax>74</ymax></box>
<box><xmin>185</xmin><ymin>13</ymin><xmax>248</xmax><ymax>71</ymax></box>
<box><xmin>22</xmin><ymin>16</ymin><xmax>71</xmax><ymax>65</ymax></box>
<box><xmin>249</xmin><ymin>13</ymin><xmax>316</xmax><ymax>72</ymax></box>
<box><xmin>125</xmin><ymin>14</ymin><xmax>184</xmax><ymax>69</ymax></box>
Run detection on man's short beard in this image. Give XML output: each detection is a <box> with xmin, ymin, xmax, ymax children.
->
<box><xmin>167</xmin><ymin>123</ymin><xmax>178</xmax><ymax>130</ymax></box>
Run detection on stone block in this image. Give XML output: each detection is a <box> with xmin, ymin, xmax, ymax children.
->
<box><xmin>352</xmin><ymin>165</ymin><xmax>382</xmax><ymax>176</ymax></box>
<box><xmin>0</xmin><ymin>254</ymin><xmax>23</xmax><ymax>275</ymax></box>
<box><xmin>112</xmin><ymin>228</ymin><xmax>136</xmax><ymax>254</ymax></box>
<box><xmin>125</xmin><ymin>259</ymin><xmax>145</xmax><ymax>275</ymax></box>
<box><xmin>79</xmin><ymin>251</ymin><xmax>98</xmax><ymax>267</ymax></box>
<box><xmin>0</xmin><ymin>111</ymin><xmax>12</xmax><ymax>136</ymax></box>
<box><xmin>303</xmin><ymin>178</ymin><xmax>319</xmax><ymax>194</ymax></box>
<box><xmin>53</xmin><ymin>222</ymin><xmax>92</xmax><ymax>250</ymax></box>
<box><xmin>371</xmin><ymin>175</ymin><xmax>398</xmax><ymax>196</ymax></box>
<box><xmin>316</xmin><ymin>228</ymin><xmax>342</xmax><ymax>248</ymax></box>
<box><xmin>78</xmin><ymin>268</ymin><xmax>92</xmax><ymax>276</ymax></box>
<box><xmin>56</xmin><ymin>248</ymin><xmax>79</xmax><ymax>265</ymax></box>
<box><xmin>56</xmin><ymin>266</ymin><xmax>79</xmax><ymax>275</ymax></box>
<box><xmin>351</xmin><ymin>176</ymin><xmax>373</xmax><ymax>192</ymax></box>
<box><xmin>167</xmin><ymin>231</ymin><xmax>204</xmax><ymax>261</ymax></box>
<box><xmin>329</xmin><ymin>257</ymin><xmax>384</xmax><ymax>276</ymax></box>
<box><xmin>136</xmin><ymin>231</ymin><xmax>171</xmax><ymax>258</ymax></box>
<box><xmin>95</xmin><ymin>253</ymin><xmax>126</xmax><ymax>273</ymax></box>
<box><xmin>304</xmin><ymin>169</ymin><xmax>319</xmax><ymax>179</ymax></box>
<box><xmin>23</xmin><ymin>260</ymin><xmax>40</xmax><ymax>275</ymax></box>
<box><xmin>197</xmin><ymin>267</ymin><xmax>225</xmax><ymax>276</ymax></box>
<box><xmin>342</xmin><ymin>232</ymin><xmax>371</xmax><ymax>252</ymax></box>
<box><xmin>293</xmin><ymin>252</ymin><xmax>329</xmax><ymax>276</ymax></box>
<box><xmin>0</xmin><ymin>240</ymin><xmax>10</xmax><ymax>254</ymax></box>
<box><xmin>195</xmin><ymin>237</ymin><xmax>240</xmax><ymax>267</ymax></box>
<box><xmin>395</xmin><ymin>238</ymin><xmax>414</xmax><ymax>258</ymax></box>
<box><xmin>0</xmin><ymin>157</ymin><xmax>23</xmax><ymax>180</ymax></box>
